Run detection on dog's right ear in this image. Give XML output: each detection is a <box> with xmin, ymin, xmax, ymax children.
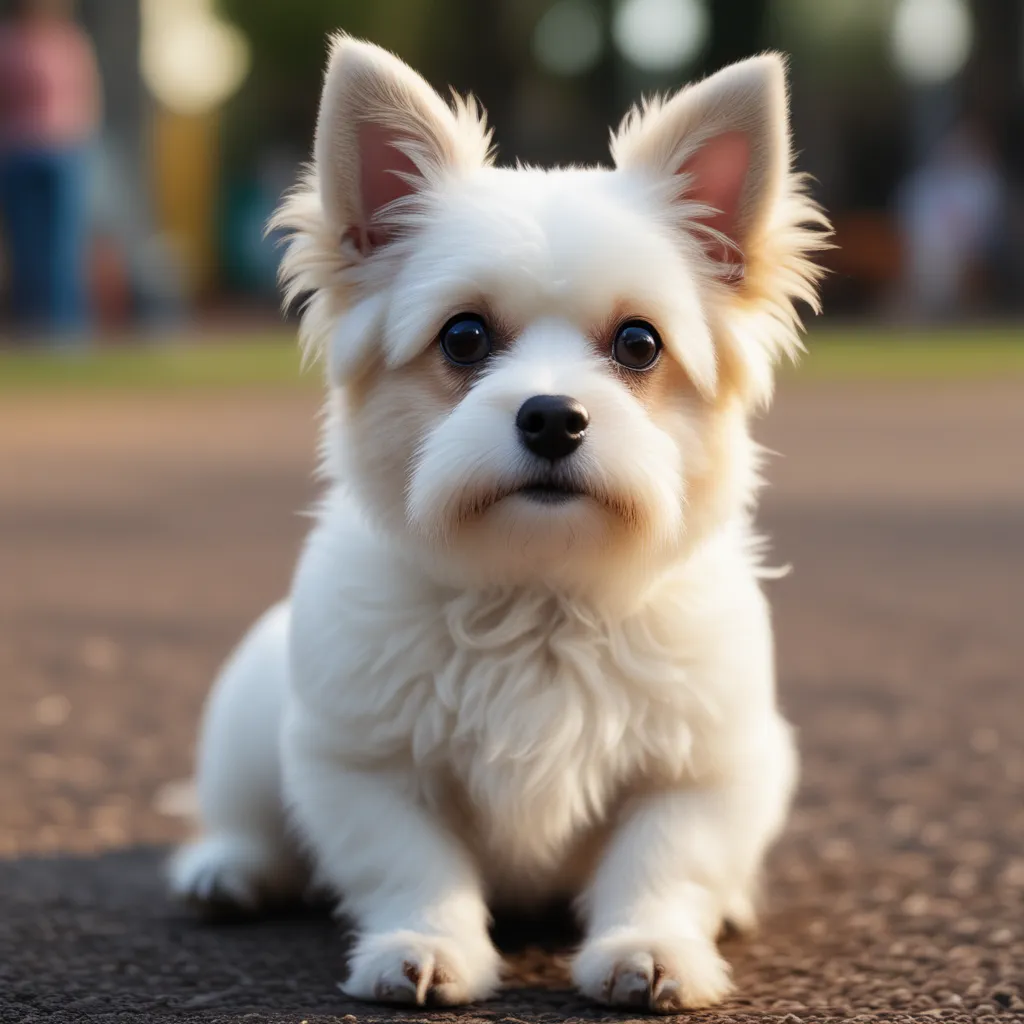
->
<box><xmin>314</xmin><ymin>35</ymin><xmax>490</xmax><ymax>255</ymax></box>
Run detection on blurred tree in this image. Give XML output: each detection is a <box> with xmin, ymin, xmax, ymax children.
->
<box><xmin>217</xmin><ymin>0</ymin><xmax>452</xmax><ymax>165</ymax></box>
<box><xmin>967</xmin><ymin>0</ymin><xmax>1022</xmax><ymax>145</ymax></box>
<box><xmin>215</xmin><ymin>0</ymin><xmax>605</xmax><ymax>167</ymax></box>
<box><xmin>702</xmin><ymin>0</ymin><xmax>768</xmax><ymax>73</ymax></box>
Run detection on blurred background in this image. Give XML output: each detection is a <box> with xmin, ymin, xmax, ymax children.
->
<box><xmin>1</xmin><ymin>4</ymin><xmax>1022</xmax><ymax>1016</ymax></box>
<box><xmin>1</xmin><ymin>0</ymin><xmax>1024</xmax><ymax>339</ymax></box>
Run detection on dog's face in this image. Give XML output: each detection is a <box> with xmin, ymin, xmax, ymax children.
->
<box><xmin>338</xmin><ymin>169</ymin><xmax>734</xmax><ymax>588</ymax></box>
<box><xmin>276</xmin><ymin>38</ymin><xmax>827</xmax><ymax>591</ymax></box>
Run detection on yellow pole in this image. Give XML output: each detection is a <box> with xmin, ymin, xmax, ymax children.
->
<box><xmin>151</xmin><ymin>106</ymin><xmax>220</xmax><ymax>299</ymax></box>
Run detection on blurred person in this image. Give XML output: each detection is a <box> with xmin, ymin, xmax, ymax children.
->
<box><xmin>896</xmin><ymin>123</ymin><xmax>1005</xmax><ymax>320</ymax></box>
<box><xmin>0</xmin><ymin>0</ymin><xmax>100</xmax><ymax>337</ymax></box>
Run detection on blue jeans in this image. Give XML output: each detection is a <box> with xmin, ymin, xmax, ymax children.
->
<box><xmin>0</xmin><ymin>145</ymin><xmax>91</xmax><ymax>336</ymax></box>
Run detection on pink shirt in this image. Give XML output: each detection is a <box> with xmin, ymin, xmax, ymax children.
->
<box><xmin>0</xmin><ymin>19</ymin><xmax>100</xmax><ymax>149</ymax></box>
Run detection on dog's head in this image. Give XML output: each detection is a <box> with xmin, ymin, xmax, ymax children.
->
<box><xmin>275</xmin><ymin>37</ymin><xmax>828</xmax><ymax>592</ymax></box>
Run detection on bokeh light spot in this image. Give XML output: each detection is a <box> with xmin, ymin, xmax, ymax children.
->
<box><xmin>141</xmin><ymin>0</ymin><xmax>251</xmax><ymax>115</ymax></box>
<box><xmin>613</xmin><ymin>0</ymin><xmax>709</xmax><ymax>73</ymax></box>
<box><xmin>533</xmin><ymin>0</ymin><xmax>605</xmax><ymax>78</ymax></box>
<box><xmin>891</xmin><ymin>0</ymin><xmax>973</xmax><ymax>85</ymax></box>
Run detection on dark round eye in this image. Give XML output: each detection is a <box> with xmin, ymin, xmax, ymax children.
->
<box><xmin>612</xmin><ymin>320</ymin><xmax>662</xmax><ymax>370</ymax></box>
<box><xmin>439</xmin><ymin>314</ymin><xmax>491</xmax><ymax>366</ymax></box>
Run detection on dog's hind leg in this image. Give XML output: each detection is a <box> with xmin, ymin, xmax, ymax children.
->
<box><xmin>169</xmin><ymin>602</ymin><xmax>307</xmax><ymax>912</ymax></box>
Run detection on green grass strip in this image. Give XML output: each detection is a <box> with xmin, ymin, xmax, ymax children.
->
<box><xmin>1</xmin><ymin>325</ymin><xmax>1023</xmax><ymax>392</ymax></box>
<box><xmin>0</xmin><ymin>333</ymin><xmax>310</xmax><ymax>392</ymax></box>
<box><xmin>792</xmin><ymin>326</ymin><xmax>1024</xmax><ymax>380</ymax></box>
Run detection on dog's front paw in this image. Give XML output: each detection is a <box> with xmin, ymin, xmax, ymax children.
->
<box><xmin>342</xmin><ymin>929</ymin><xmax>501</xmax><ymax>1007</ymax></box>
<box><xmin>573</xmin><ymin>930</ymin><xmax>733</xmax><ymax>1013</ymax></box>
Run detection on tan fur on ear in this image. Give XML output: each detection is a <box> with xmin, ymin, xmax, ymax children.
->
<box><xmin>613</xmin><ymin>55</ymin><xmax>789</xmax><ymax>249</ymax></box>
<box><xmin>612</xmin><ymin>54</ymin><xmax>831</xmax><ymax>407</ymax></box>
<box><xmin>314</xmin><ymin>35</ymin><xmax>491</xmax><ymax>238</ymax></box>
<box><xmin>715</xmin><ymin>168</ymin><xmax>830</xmax><ymax>407</ymax></box>
<box><xmin>267</xmin><ymin>36</ymin><xmax>492</xmax><ymax>373</ymax></box>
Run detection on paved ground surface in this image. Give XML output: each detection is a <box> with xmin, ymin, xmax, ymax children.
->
<box><xmin>1</xmin><ymin>381</ymin><xmax>1022</xmax><ymax>1023</ymax></box>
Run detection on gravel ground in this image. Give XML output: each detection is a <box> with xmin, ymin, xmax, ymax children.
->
<box><xmin>1</xmin><ymin>382</ymin><xmax>1021</xmax><ymax>1023</ymax></box>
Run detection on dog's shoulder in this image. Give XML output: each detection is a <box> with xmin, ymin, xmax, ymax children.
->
<box><xmin>287</xmin><ymin>484</ymin><xmax>444</xmax><ymax>708</ymax></box>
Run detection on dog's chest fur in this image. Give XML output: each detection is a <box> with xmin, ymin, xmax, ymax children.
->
<box><xmin>420</xmin><ymin>588</ymin><xmax>707</xmax><ymax>875</ymax></box>
<box><xmin>290</xmin><ymin>518</ymin><xmax>742</xmax><ymax>885</ymax></box>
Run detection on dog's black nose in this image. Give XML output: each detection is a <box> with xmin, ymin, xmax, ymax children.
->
<box><xmin>515</xmin><ymin>395</ymin><xmax>589</xmax><ymax>461</ymax></box>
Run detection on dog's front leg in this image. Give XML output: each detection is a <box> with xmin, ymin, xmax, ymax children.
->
<box><xmin>283</xmin><ymin>746</ymin><xmax>500</xmax><ymax>1007</ymax></box>
<box><xmin>574</xmin><ymin>728</ymin><xmax>796</xmax><ymax>1013</ymax></box>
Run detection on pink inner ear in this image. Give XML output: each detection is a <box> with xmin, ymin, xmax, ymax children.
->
<box><xmin>679</xmin><ymin>130</ymin><xmax>751</xmax><ymax>264</ymax></box>
<box><xmin>348</xmin><ymin>122</ymin><xmax>421</xmax><ymax>254</ymax></box>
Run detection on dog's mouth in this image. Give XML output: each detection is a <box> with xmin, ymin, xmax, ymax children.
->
<box><xmin>451</xmin><ymin>471</ymin><xmax>640</xmax><ymax>529</ymax></box>
<box><xmin>454</xmin><ymin>476</ymin><xmax>586</xmax><ymax>523</ymax></box>
<box><xmin>514</xmin><ymin>480</ymin><xmax>584</xmax><ymax>504</ymax></box>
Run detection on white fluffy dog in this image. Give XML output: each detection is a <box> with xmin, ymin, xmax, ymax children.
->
<box><xmin>170</xmin><ymin>36</ymin><xmax>828</xmax><ymax>1013</ymax></box>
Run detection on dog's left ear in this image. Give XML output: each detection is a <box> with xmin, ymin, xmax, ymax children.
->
<box><xmin>613</xmin><ymin>55</ymin><xmax>829</xmax><ymax>404</ymax></box>
<box><xmin>612</xmin><ymin>54</ymin><xmax>788</xmax><ymax>278</ymax></box>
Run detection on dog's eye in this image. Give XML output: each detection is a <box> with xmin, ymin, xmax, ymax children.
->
<box><xmin>439</xmin><ymin>314</ymin><xmax>491</xmax><ymax>366</ymax></box>
<box><xmin>612</xmin><ymin>321</ymin><xmax>662</xmax><ymax>370</ymax></box>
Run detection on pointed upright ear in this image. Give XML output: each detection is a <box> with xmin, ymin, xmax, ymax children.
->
<box><xmin>612</xmin><ymin>54</ymin><xmax>829</xmax><ymax>407</ymax></box>
<box><xmin>611</xmin><ymin>54</ymin><xmax>790</xmax><ymax>277</ymax></box>
<box><xmin>314</xmin><ymin>35</ymin><xmax>490</xmax><ymax>255</ymax></box>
